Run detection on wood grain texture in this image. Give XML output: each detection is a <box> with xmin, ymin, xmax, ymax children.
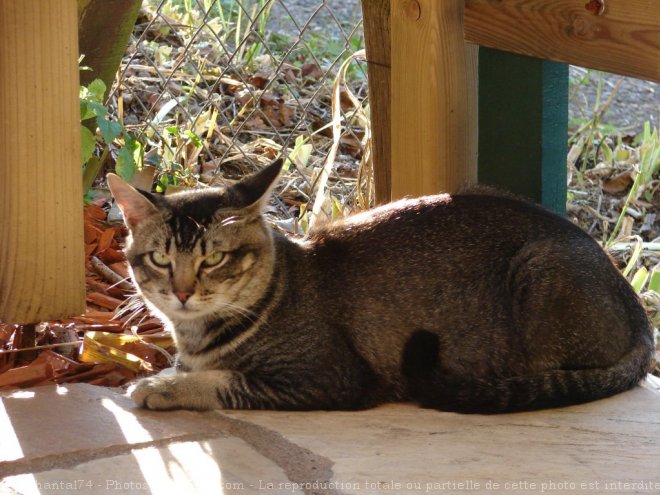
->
<box><xmin>391</xmin><ymin>0</ymin><xmax>478</xmax><ymax>199</ymax></box>
<box><xmin>361</xmin><ymin>0</ymin><xmax>391</xmax><ymax>204</ymax></box>
<box><xmin>0</xmin><ymin>0</ymin><xmax>86</xmax><ymax>323</ymax></box>
<box><xmin>465</xmin><ymin>0</ymin><xmax>660</xmax><ymax>82</ymax></box>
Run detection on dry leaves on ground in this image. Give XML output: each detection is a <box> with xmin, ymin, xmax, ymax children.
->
<box><xmin>0</xmin><ymin>200</ymin><xmax>173</xmax><ymax>392</ymax></box>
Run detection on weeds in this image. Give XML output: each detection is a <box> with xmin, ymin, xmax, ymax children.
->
<box><xmin>80</xmin><ymin>78</ymin><xmax>141</xmax><ymax>195</ymax></box>
<box><xmin>98</xmin><ymin>0</ymin><xmax>369</xmax><ymax>225</ymax></box>
<box><xmin>606</xmin><ymin>123</ymin><xmax>660</xmax><ymax>247</ymax></box>
<box><xmin>567</xmin><ymin>68</ymin><xmax>659</xmax><ymax>338</ymax></box>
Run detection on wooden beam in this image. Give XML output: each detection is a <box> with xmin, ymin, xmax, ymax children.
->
<box><xmin>391</xmin><ymin>0</ymin><xmax>478</xmax><ymax>199</ymax></box>
<box><xmin>465</xmin><ymin>0</ymin><xmax>660</xmax><ymax>83</ymax></box>
<box><xmin>0</xmin><ymin>0</ymin><xmax>86</xmax><ymax>323</ymax></box>
<box><xmin>361</xmin><ymin>0</ymin><xmax>391</xmax><ymax>204</ymax></box>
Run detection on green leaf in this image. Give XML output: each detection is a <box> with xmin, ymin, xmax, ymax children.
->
<box><xmin>97</xmin><ymin>118</ymin><xmax>122</xmax><ymax>144</ymax></box>
<box><xmin>80</xmin><ymin>126</ymin><xmax>96</xmax><ymax>163</ymax></box>
<box><xmin>331</xmin><ymin>196</ymin><xmax>344</xmax><ymax>220</ymax></box>
<box><xmin>292</xmin><ymin>134</ymin><xmax>313</xmax><ymax>168</ymax></box>
<box><xmin>165</xmin><ymin>126</ymin><xmax>180</xmax><ymax>137</ymax></box>
<box><xmin>80</xmin><ymin>100</ymin><xmax>94</xmax><ymax>120</ymax></box>
<box><xmin>116</xmin><ymin>146</ymin><xmax>136</xmax><ymax>181</ymax></box>
<box><xmin>630</xmin><ymin>267</ymin><xmax>649</xmax><ymax>294</ymax></box>
<box><xmin>600</xmin><ymin>140</ymin><xmax>613</xmax><ymax>165</ymax></box>
<box><xmin>87</xmin><ymin>79</ymin><xmax>107</xmax><ymax>102</ymax></box>
<box><xmin>86</xmin><ymin>101</ymin><xmax>107</xmax><ymax>118</ymax></box>
<box><xmin>649</xmin><ymin>269</ymin><xmax>660</xmax><ymax>294</ymax></box>
<box><xmin>184</xmin><ymin>129</ymin><xmax>203</xmax><ymax>148</ymax></box>
<box><xmin>132</xmin><ymin>139</ymin><xmax>144</xmax><ymax>170</ymax></box>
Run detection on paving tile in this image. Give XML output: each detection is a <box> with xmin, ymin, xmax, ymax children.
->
<box><xmin>2</xmin><ymin>378</ymin><xmax>660</xmax><ymax>495</ymax></box>
<box><xmin>221</xmin><ymin>384</ymin><xmax>660</xmax><ymax>494</ymax></box>
<box><xmin>3</xmin><ymin>436</ymin><xmax>300</xmax><ymax>495</ymax></box>
<box><xmin>0</xmin><ymin>384</ymin><xmax>221</xmax><ymax>465</ymax></box>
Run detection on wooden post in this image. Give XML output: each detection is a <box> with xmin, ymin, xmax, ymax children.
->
<box><xmin>361</xmin><ymin>0</ymin><xmax>391</xmax><ymax>204</ymax></box>
<box><xmin>390</xmin><ymin>0</ymin><xmax>478</xmax><ymax>199</ymax></box>
<box><xmin>0</xmin><ymin>0</ymin><xmax>85</xmax><ymax>323</ymax></box>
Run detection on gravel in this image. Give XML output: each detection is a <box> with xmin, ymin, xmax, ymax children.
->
<box><xmin>268</xmin><ymin>0</ymin><xmax>362</xmax><ymax>40</ymax></box>
<box><xmin>569</xmin><ymin>67</ymin><xmax>659</xmax><ymax>136</ymax></box>
<box><xmin>268</xmin><ymin>0</ymin><xmax>658</xmax><ymax>136</ymax></box>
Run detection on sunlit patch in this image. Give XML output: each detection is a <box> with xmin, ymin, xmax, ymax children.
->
<box><xmin>0</xmin><ymin>397</ymin><xmax>41</xmax><ymax>492</ymax></box>
<box><xmin>102</xmin><ymin>398</ymin><xmax>169</xmax><ymax>490</ymax></box>
<box><xmin>7</xmin><ymin>390</ymin><xmax>35</xmax><ymax>399</ymax></box>
<box><xmin>2</xmin><ymin>474</ymin><xmax>40</xmax><ymax>495</ymax></box>
<box><xmin>166</xmin><ymin>441</ymin><xmax>224</xmax><ymax>492</ymax></box>
<box><xmin>102</xmin><ymin>398</ymin><xmax>153</xmax><ymax>443</ymax></box>
<box><xmin>0</xmin><ymin>399</ymin><xmax>22</xmax><ymax>462</ymax></box>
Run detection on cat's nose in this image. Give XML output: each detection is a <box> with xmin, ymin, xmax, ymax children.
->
<box><xmin>175</xmin><ymin>291</ymin><xmax>193</xmax><ymax>304</ymax></box>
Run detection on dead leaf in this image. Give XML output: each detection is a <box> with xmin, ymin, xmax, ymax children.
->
<box><xmin>340</xmin><ymin>134</ymin><xmax>363</xmax><ymax>158</ymax></box>
<box><xmin>0</xmin><ymin>362</ymin><xmax>52</xmax><ymax>390</ymax></box>
<box><xmin>84</xmin><ymin>223</ymin><xmax>102</xmax><ymax>244</ymax></box>
<box><xmin>301</xmin><ymin>63</ymin><xmax>324</xmax><ymax>80</ymax></box>
<box><xmin>98</xmin><ymin>248</ymin><xmax>126</xmax><ymax>265</ymax></box>
<box><xmin>602</xmin><ymin>172</ymin><xmax>633</xmax><ymax>194</ymax></box>
<box><xmin>86</xmin><ymin>292</ymin><xmax>123</xmax><ymax>310</ymax></box>
<box><xmin>96</xmin><ymin>227</ymin><xmax>116</xmax><ymax>254</ymax></box>
<box><xmin>249</xmin><ymin>70</ymin><xmax>271</xmax><ymax>89</ymax></box>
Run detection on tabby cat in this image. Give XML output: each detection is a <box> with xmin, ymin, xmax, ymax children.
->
<box><xmin>107</xmin><ymin>159</ymin><xmax>655</xmax><ymax>413</ymax></box>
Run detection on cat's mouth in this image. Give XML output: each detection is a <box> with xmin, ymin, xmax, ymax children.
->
<box><xmin>172</xmin><ymin>304</ymin><xmax>199</xmax><ymax>315</ymax></box>
<box><xmin>151</xmin><ymin>295</ymin><xmax>204</xmax><ymax>319</ymax></box>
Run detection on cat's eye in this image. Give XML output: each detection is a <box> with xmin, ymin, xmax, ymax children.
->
<box><xmin>149</xmin><ymin>251</ymin><xmax>171</xmax><ymax>268</ymax></box>
<box><xmin>202</xmin><ymin>251</ymin><xmax>226</xmax><ymax>268</ymax></box>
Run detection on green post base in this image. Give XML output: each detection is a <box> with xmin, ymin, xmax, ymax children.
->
<box><xmin>477</xmin><ymin>48</ymin><xmax>568</xmax><ymax>214</ymax></box>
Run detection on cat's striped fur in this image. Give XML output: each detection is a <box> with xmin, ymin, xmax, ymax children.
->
<box><xmin>107</xmin><ymin>159</ymin><xmax>655</xmax><ymax>413</ymax></box>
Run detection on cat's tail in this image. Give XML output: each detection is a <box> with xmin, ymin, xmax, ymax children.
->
<box><xmin>403</xmin><ymin>332</ymin><xmax>656</xmax><ymax>414</ymax></box>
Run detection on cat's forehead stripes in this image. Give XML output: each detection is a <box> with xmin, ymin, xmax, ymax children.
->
<box><xmin>163</xmin><ymin>189</ymin><xmax>228</xmax><ymax>251</ymax></box>
<box><xmin>168</xmin><ymin>215</ymin><xmax>208</xmax><ymax>251</ymax></box>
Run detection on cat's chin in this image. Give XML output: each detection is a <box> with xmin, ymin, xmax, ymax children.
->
<box><xmin>166</xmin><ymin>306</ymin><xmax>208</xmax><ymax>321</ymax></box>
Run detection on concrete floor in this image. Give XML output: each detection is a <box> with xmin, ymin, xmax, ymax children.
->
<box><xmin>1</xmin><ymin>377</ymin><xmax>660</xmax><ymax>495</ymax></box>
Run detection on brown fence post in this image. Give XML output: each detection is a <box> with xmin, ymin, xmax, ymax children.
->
<box><xmin>0</xmin><ymin>0</ymin><xmax>86</xmax><ymax>323</ymax></box>
<box><xmin>391</xmin><ymin>0</ymin><xmax>478</xmax><ymax>198</ymax></box>
<box><xmin>361</xmin><ymin>0</ymin><xmax>392</xmax><ymax>204</ymax></box>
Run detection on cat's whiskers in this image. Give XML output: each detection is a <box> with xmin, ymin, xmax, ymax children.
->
<box><xmin>206</xmin><ymin>300</ymin><xmax>263</xmax><ymax>326</ymax></box>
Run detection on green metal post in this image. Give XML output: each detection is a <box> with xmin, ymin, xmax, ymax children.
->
<box><xmin>477</xmin><ymin>48</ymin><xmax>568</xmax><ymax>214</ymax></box>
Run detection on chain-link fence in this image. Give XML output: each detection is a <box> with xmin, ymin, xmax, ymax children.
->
<box><xmin>107</xmin><ymin>0</ymin><xmax>370</xmax><ymax>230</ymax></box>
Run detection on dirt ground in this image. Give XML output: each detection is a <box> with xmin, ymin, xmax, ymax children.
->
<box><xmin>570</xmin><ymin>67</ymin><xmax>659</xmax><ymax>136</ymax></box>
<box><xmin>271</xmin><ymin>0</ymin><xmax>659</xmax><ymax>135</ymax></box>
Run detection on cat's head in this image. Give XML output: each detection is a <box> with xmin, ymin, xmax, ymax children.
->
<box><xmin>107</xmin><ymin>159</ymin><xmax>283</xmax><ymax>323</ymax></box>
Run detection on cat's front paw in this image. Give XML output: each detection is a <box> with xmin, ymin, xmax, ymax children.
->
<box><xmin>130</xmin><ymin>376</ymin><xmax>179</xmax><ymax>410</ymax></box>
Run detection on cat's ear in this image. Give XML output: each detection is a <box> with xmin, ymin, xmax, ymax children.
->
<box><xmin>231</xmin><ymin>158</ymin><xmax>283</xmax><ymax>212</ymax></box>
<box><xmin>106</xmin><ymin>173</ymin><xmax>159</xmax><ymax>229</ymax></box>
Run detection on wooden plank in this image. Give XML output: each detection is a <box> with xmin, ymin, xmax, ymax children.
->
<box><xmin>361</xmin><ymin>0</ymin><xmax>391</xmax><ymax>204</ymax></box>
<box><xmin>478</xmin><ymin>49</ymin><xmax>569</xmax><ymax>213</ymax></box>
<box><xmin>465</xmin><ymin>0</ymin><xmax>660</xmax><ymax>82</ymax></box>
<box><xmin>0</xmin><ymin>0</ymin><xmax>86</xmax><ymax>323</ymax></box>
<box><xmin>391</xmin><ymin>0</ymin><xmax>478</xmax><ymax>199</ymax></box>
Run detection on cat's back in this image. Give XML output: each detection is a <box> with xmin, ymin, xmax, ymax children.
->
<box><xmin>308</xmin><ymin>191</ymin><xmax>588</xmax><ymax>251</ymax></box>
